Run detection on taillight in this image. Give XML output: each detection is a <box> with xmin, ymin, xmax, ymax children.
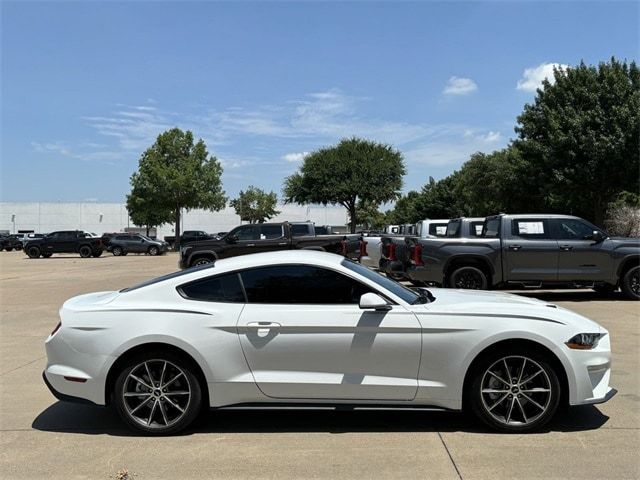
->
<box><xmin>340</xmin><ymin>239</ymin><xmax>348</xmax><ymax>256</ymax></box>
<box><xmin>51</xmin><ymin>321</ymin><xmax>61</xmax><ymax>336</ymax></box>
<box><xmin>359</xmin><ymin>240</ymin><xmax>368</xmax><ymax>257</ymax></box>
<box><xmin>412</xmin><ymin>244</ymin><xmax>424</xmax><ymax>266</ymax></box>
<box><xmin>388</xmin><ymin>243</ymin><xmax>397</xmax><ymax>261</ymax></box>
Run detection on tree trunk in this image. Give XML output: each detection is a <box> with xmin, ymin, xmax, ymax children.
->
<box><xmin>349</xmin><ymin>204</ymin><xmax>357</xmax><ymax>233</ymax></box>
<box><xmin>145</xmin><ymin>225</ymin><xmax>150</xmax><ymax>237</ymax></box>
<box><xmin>174</xmin><ymin>209</ymin><xmax>181</xmax><ymax>250</ymax></box>
<box><xmin>594</xmin><ymin>196</ymin><xmax>604</xmax><ymax>229</ymax></box>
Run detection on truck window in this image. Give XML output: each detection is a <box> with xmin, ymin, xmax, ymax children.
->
<box><xmin>290</xmin><ymin>224</ymin><xmax>313</xmax><ymax>237</ymax></box>
<box><xmin>511</xmin><ymin>219</ymin><xmax>551</xmax><ymax>239</ymax></box>
<box><xmin>553</xmin><ymin>218</ymin><xmax>601</xmax><ymax>240</ymax></box>
<box><xmin>471</xmin><ymin>222</ymin><xmax>484</xmax><ymax>236</ymax></box>
<box><xmin>260</xmin><ymin>225</ymin><xmax>284</xmax><ymax>239</ymax></box>
<box><xmin>483</xmin><ymin>218</ymin><xmax>501</xmax><ymax>238</ymax></box>
<box><xmin>233</xmin><ymin>225</ymin><xmax>260</xmax><ymax>241</ymax></box>
<box><xmin>445</xmin><ymin>220</ymin><xmax>461</xmax><ymax>237</ymax></box>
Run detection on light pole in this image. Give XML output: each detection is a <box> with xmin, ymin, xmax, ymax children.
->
<box><xmin>11</xmin><ymin>214</ymin><xmax>15</xmax><ymax>234</ymax></box>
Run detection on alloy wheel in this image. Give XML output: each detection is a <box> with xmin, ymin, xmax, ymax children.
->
<box><xmin>480</xmin><ymin>355</ymin><xmax>552</xmax><ymax>426</ymax></box>
<box><xmin>122</xmin><ymin>360</ymin><xmax>192</xmax><ymax>430</ymax></box>
<box><xmin>455</xmin><ymin>270</ymin><xmax>484</xmax><ymax>289</ymax></box>
<box><xmin>631</xmin><ymin>270</ymin><xmax>639</xmax><ymax>296</ymax></box>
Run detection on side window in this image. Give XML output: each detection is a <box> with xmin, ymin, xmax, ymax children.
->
<box><xmin>511</xmin><ymin>219</ymin><xmax>551</xmax><ymax>239</ymax></box>
<box><xmin>483</xmin><ymin>218</ymin><xmax>501</xmax><ymax>238</ymax></box>
<box><xmin>290</xmin><ymin>224</ymin><xmax>312</xmax><ymax>237</ymax></box>
<box><xmin>445</xmin><ymin>221</ymin><xmax>461</xmax><ymax>237</ymax></box>
<box><xmin>259</xmin><ymin>225</ymin><xmax>284</xmax><ymax>239</ymax></box>
<box><xmin>179</xmin><ymin>273</ymin><xmax>245</xmax><ymax>302</ymax></box>
<box><xmin>234</xmin><ymin>226</ymin><xmax>260</xmax><ymax>241</ymax></box>
<box><xmin>554</xmin><ymin>219</ymin><xmax>598</xmax><ymax>240</ymax></box>
<box><xmin>429</xmin><ymin>224</ymin><xmax>447</xmax><ymax>236</ymax></box>
<box><xmin>470</xmin><ymin>222</ymin><xmax>484</xmax><ymax>237</ymax></box>
<box><xmin>240</xmin><ymin>265</ymin><xmax>373</xmax><ymax>304</ymax></box>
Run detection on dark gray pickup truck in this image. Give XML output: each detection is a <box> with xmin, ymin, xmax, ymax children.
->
<box><xmin>404</xmin><ymin>214</ymin><xmax>640</xmax><ymax>299</ymax></box>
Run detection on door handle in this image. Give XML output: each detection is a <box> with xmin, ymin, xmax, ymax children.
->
<box><xmin>247</xmin><ymin>322</ymin><xmax>280</xmax><ymax>336</ymax></box>
<box><xmin>508</xmin><ymin>245</ymin><xmax>522</xmax><ymax>251</ymax></box>
<box><xmin>559</xmin><ymin>245</ymin><xmax>573</xmax><ymax>251</ymax></box>
<box><xmin>247</xmin><ymin>243</ymin><xmax>255</xmax><ymax>247</ymax></box>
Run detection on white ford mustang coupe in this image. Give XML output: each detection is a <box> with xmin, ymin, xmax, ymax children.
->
<box><xmin>44</xmin><ymin>251</ymin><xmax>615</xmax><ymax>434</ymax></box>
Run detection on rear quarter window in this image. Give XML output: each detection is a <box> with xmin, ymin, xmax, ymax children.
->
<box><xmin>178</xmin><ymin>272</ymin><xmax>245</xmax><ymax>302</ymax></box>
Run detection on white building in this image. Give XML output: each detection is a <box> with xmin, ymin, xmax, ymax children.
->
<box><xmin>0</xmin><ymin>202</ymin><xmax>349</xmax><ymax>239</ymax></box>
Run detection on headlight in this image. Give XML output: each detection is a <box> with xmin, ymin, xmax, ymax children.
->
<box><xmin>566</xmin><ymin>333</ymin><xmax>603</xmax><ymax>350</ymax></box>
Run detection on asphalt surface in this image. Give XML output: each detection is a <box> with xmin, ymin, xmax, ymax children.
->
<box><xmin>0</xmin><ymin>251</ymin><xmax>638</xmax><ymax>479</ymax></box>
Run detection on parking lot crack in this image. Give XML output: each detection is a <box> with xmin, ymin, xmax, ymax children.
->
<box><xmin>438</xmin><ymin>432</ymin><xmax>463</xmax><ymax>480</ymax></box>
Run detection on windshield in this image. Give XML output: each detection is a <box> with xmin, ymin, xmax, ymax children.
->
<box><xmin>341</xmin><ymin>259</ymin><xmax>431</xmax><ymax>304</ymax></box>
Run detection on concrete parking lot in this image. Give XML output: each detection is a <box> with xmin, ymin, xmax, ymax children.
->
<box><xmin>0</xmin><ymin>251</ymin><xmax>638</xmax><ymax>479</ymax></box>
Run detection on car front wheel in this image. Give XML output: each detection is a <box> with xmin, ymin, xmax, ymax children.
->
<box><xmin>468</xmin><ymin>351</ymin><xmax>560</xmax><ymax>433</ymax></box>
<box><xmin>79</xmin><ymin>246</ymin><xmax>92</xmax><ymax>258</ymax></box>
<box><xmin>621</xmin><ymin>266</ymin><xmax>640</xmax><ymax>300</ymax></box>
<box><xmin>114</xmin><ymin>353</ymin><xmax>202</xmax><ymax>435</ymax></box>
<box><xmin>27</xmin><ymin>246</ymin><xmax>41</xmax><ymax>258</ymax></box>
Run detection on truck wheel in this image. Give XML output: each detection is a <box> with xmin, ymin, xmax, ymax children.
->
<box><xmin>192</xmin><ymin>257</ymin><xmax>214</xmax><ymax>267</ymax></box>
<box><xmin>92</xmin><ymin>250</ymin><xmax>103</xmax><ymax>258</ymax></box>
<box><xmin>449</xmin><ymin>266</ymin><xmax>488</xmax><ymax>290</ymax></box>
<box><xmin>148</xmin><ymin>246</ymin><xmax>159</xmax><ymax>256</ymax></box>
<box><xmin>42</xmin><ymin>253</ymin><xmax>52</xmax><ymax>258</ymax></box>
<box><xmin>621</xmin><ymin>266</ymin><xmax>640</xmax><ymax>300</ymax></box>
<box><xmin>79</xmin><ymin>246</ymin><xmax>92</xmax><ymax>258</ymax></box>
<box><xmin>5</xmin><ymin>247</ymin><xmax>13</xmax><ymax>252</ymax></box>
<box><xmin>27</xmin><ymin>246</ymin><xmax>41</xmax><ymax>258</ymax></box>
<box><xmin>112</xmin><ymin>246</ymin><xmax>123</xmax><ymax>256</ymax></box>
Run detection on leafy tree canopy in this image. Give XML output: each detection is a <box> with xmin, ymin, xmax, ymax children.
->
<box><xmin>230</xmin><ymin>186</ymin><xmax>280</xmax><ymax>223</ymax></box>
<box><xmin>283</xmin><ymin>137</ymin><xmax>405</xmax><ymax>232</ymax></box>
<box><xmin>129</xmin><ymin>128</ymin><xmax>226</xmax><ymax>247</ymax></box>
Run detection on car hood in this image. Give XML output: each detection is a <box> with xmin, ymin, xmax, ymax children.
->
<box><xmin>415</xmin><ymin>288</ymin><xmax>602</xmax><ymax>330</ymax></box>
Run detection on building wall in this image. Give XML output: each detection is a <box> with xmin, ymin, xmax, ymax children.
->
<box><xmin>0</xmin><ymin>202</ymin><xmax>349</xmax><ymax>238</ymax></box>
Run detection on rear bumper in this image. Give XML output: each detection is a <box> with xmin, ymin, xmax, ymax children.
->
<box><xmin>42</xmin><ymin>371</ymin><xmax>98</xmax><ymax>406</ymax></box>
<box><xmin>406</xmin><ymin>265</ymin><xmax>443</xmax><ymax>284</ymax></box>
<box><xmin>379</xmin><ymin>259</ymin><xmax>406</xmax><ymax>278</ymax></box>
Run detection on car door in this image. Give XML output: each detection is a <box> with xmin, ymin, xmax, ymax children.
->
<box><xmin>503</xmin><ymin>218</ymin><xmax>559</xmax><ymax>282</ymax></box>
<box><xmin>551</xmin><ymin>218</ymin><xmax>613</xmax><ymax>282</ymax></box>
<box><xmin>236</xmin><ymin>264</ymin><xmax>421</xmax><ymax>401</ymax></box>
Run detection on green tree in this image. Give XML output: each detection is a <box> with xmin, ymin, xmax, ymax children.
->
<box><xmin>515</xmin><ymin>58</ymin><xmax>640</xmax><ymax>226</ymax></box>
<box><xmin>283</xmin><ymin>137</ymin><xmax>405</xmax><ymax>233</ymax></box>
<box><xmin>129</xmin><ymin>128</ymin><xmax>226</xmax><ymax>248</ymax></box>
<box><xmin>230</xmin><ymin>186</ymin><xmax>281</xmax><ymax>223</ymax></box>
<box><xmin>385</xmin><ymin>190</ymin><xmax>422</xmax><ymax>224</ymax></box>
<box><xmin>414</xmin><ymin>174</ymin><xmax>465</xmax><ymax>220</ymax></box>
<box><xmin>126</xmin><ymin>180</ymin><xmax>172</xmax><ymax>236</ymax></box>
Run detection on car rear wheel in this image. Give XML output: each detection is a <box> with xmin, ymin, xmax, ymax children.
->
<box><xmin>114</xmin><ymin>353</ymin><xmax>202</xmax><ymax>435</ymax></box>
<box><xmin>27</xmin><ymin>246</ymin><xmax>41</xmax><ymax>258</ymax></box>
<box><xmin>5</xmin><ymin>247</ymin><xmax>13</xmax><ymax>252</ymax></box>
<box><xmin>79</xmin><ymin>246</ymin><xmax>92</xmax><ymax>258</ymax></box>
<box><xmin>468</xmin><ymin>351</ymin><xmax>560</xmax><ymax>433</ymax></box>
<box><xmin>148</xmin><ymin>246</ymin><xmax>159</xmax><ymax>256</ymax></box>
<box><xmin>449</xmin><ymin>266</ymin><xmax>488</xmax><ymax>290</ymax></box>
<box><xmin>92</xmin><ymin>250</ymin><xmax>103</xmax><ymax>258</ymax></box>
<box><xmin>112</xmin><ymin>246</ymin><xmax>123</xmax><ymax>256</ymax></box>
<box><xmin>621</xmin><ymin>266</ymin><xmax>640</xmax><ymax>300</ymax></box>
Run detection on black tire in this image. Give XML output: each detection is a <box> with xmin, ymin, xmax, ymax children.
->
<box><xmin>114</xmin><ymin>351</ymin><xmax>202</xmax><ymax>435</ymax></box>
<box><xmin>449</xmin><ymin>266</ymin><xmax>488</xmax><ymax>290</ymax></box>
<box><xmin>191</xmin><ymin>257</ymin><xmax>214</xmax><ymax>267</ymax></box>
<box><xmin>92</xmin><ymin>250</ymin><xmax>103</xmax><ymax>258</ymax></box>
<box><xmin>112</xmin><ymin>246</ymin><xmax>123</xmax><ymax>257</ymax></box>
<box><xmin>621</xmin><ymin>265</ymin><xmax>640</xmax><ymax>300</ymax></box>
<box><xmin>467</xmin><ymin>349</ymin><xmax>561</xmax><ymax>433</ymax></box>
<box><xmin>15</xmin><ymin>244</ymin><xmax>22</xmax><ymax>251</ymax></box>
<box><xmin>5</xmin><ymin>247</ymin><xmax>13</xmax><ymax>252</ymax></box>
<box><xmin>27</xmin><ymin>246</ymin><xmax>41</xmax><ymax>258</ymax></box>
<box><xmin>42</xmin><ymin>253</ymin><xmax>52</xmax><ymax>258</ymax></box>
<box><xmin>148</xmin><ymin>246</ymin><xmax>159</xmax><ymax>256</ymax></box>
<box><xmin>79</xmin><ymin>245</ymin><xmax>92</xmax><ymax>258</ymax></box>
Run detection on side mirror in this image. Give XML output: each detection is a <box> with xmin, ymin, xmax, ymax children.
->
<box><xmin>226</xmin><ymin>235</ymin><xmax>238</xmax><ymax>244</ymax></box>
<box><xmin>585</xmin><ymin>230</ymin><xmax>606</xmax><ymax>243</ymax></box>
<box><xmin>359</xmin><ymin>293</ymin><xmax>392</xmax><ymax>311</ymax></box>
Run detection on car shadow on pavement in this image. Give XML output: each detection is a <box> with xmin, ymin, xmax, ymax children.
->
<box><xmin>32</xmin><ymin>402</ymin><xmax>610</xmax><ymax>436</ymax></box>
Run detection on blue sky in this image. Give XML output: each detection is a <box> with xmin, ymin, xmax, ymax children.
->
<box><xmin>1</xmin><ymin>1</ymin><xmax>638</xmax><ymax>203</ymax></box>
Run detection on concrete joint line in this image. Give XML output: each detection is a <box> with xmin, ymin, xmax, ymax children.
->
<box><xmin>438</xmin><ymin>431</ymin><xmax>463</xmax><ymax>480</ymax></box>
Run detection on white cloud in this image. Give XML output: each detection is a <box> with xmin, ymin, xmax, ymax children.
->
<box><xmin>516</xmin><ymin>62</ymin><xmax>568</xmax><ymax>92</ymax></box>
<box><xmin>443</xmin><ymin>76</ymin><xmax>478</xmax><ymax>95</ymax></box>
<box><xmin>282</xmin><ymin>151</ymin><xmax>309</xmax><ymax>162</ymax></box>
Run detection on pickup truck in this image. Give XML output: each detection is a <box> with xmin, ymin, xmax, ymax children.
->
<box><xmin>360</xmin><ymin>219</ymin><xmax>449</xmax><ymax>272</ymax></box>
<box><xmin>179</xmin><ymin>222</ymin><xmax>362</xmax><ymax>268</ymax></box>
<box><xmin>164</xmin><ymin>230</ymin><xmax>217</xmax><ymax>249</ymax></box>
<box><xmin>23</xmin><ymin>230</ymin><xmax>103</xmax><ymax>259</ymax></box>
<box><xmin>403</xmin><ymin>213</ymin><xmax>640</xmax><ymax>299</ymax></box>
<box><xmin>0</xmin><ymin>234</ymin><xmax>24</xmax><ymax>251</ymax></box>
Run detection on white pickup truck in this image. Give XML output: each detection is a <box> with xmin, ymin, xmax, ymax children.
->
<box><xmin>359</xmin><ymin>219</ymin><xmax>449</xmax><ymax>270</ymax></box>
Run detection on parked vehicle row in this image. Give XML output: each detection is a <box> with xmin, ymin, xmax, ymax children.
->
<box><xmin>0</xmin><ymin>234</ymin><xmax>24</xmax><ymax>251</ymax></box>
<box><xmin>389</xmin><ymin>214</ymin><xmax>640</xmax><ymax>300</ymax></box>
<box><xmin>179</xmin><ymin>221</ymin><xmax>362</xmax><ymax>268</ymax></box>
